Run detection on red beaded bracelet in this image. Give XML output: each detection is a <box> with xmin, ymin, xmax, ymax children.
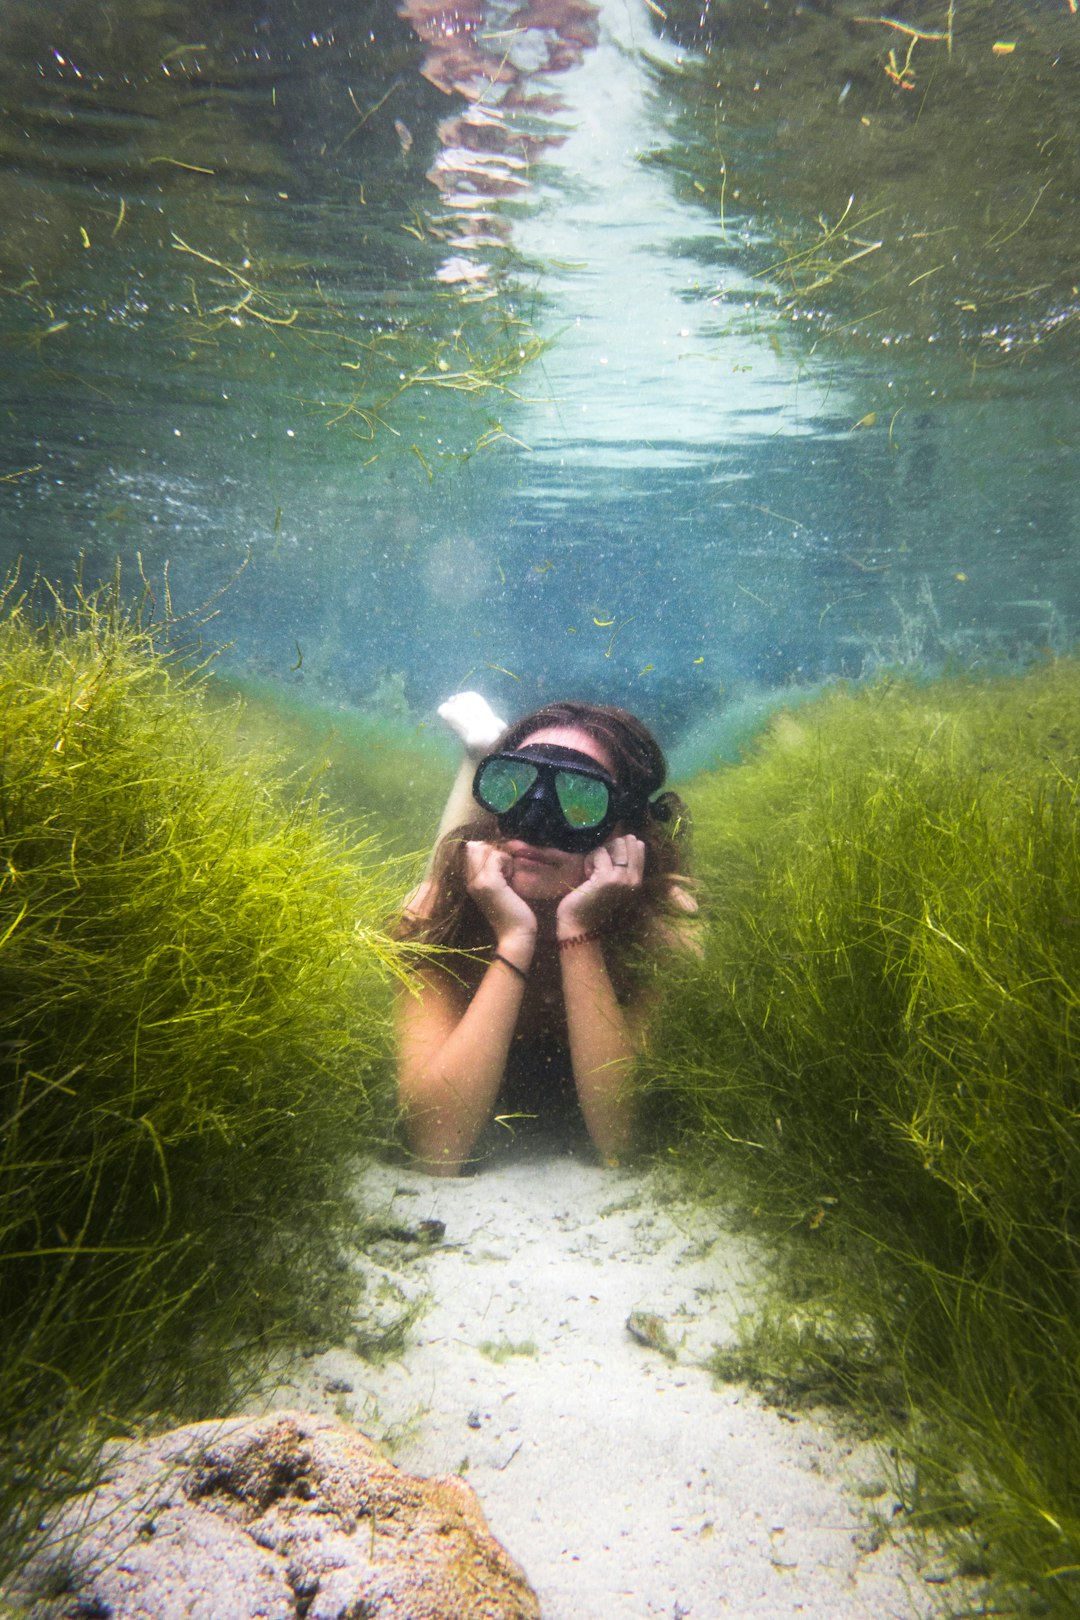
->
<box><xmin>557</xmin><ymin>929</ymin><xmax>604</xmax><ymax>952</ymax></box>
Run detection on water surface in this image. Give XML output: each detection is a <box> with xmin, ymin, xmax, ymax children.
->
<box><xmin>1</xmin><ymin>0</ymin><xmax>1077</xmax><ymax>756</ymax></box>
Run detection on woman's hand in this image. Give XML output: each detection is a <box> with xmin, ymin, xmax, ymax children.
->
<box><xmin>465</xmin><ymin>840</ymin><xmax>537</xmax><ymax>945</ymax></box>
<box><xmin>556</xmin><ymin>834</ymin><xmax>645</xmax><ymax>936</ymax></box>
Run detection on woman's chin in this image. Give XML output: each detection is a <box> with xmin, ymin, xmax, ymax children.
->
<box><xmin>508</xmin><ymin>853</ymin><xmax>583</xmax><ymax>901</ymax></box>
<box><xmin>510</xmin><ymin>872</ymin><xmax>564</xmax><ymax>903</ymax></box>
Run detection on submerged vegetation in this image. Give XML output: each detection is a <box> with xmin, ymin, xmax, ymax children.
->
<box><xmin>4</xmin><ymin>562</ymin><xmax>1078</xmax><ymax>1617</ymax></box>
<box><xmin>1</xmin><ymin>3</ymin><xmax>1078</xmax><ymax>1612</ymax></box>
<box><xmin>651</xmin><ymin>659</ymin><xmax>1080</xmax><ymax>1615</ymax></box>
<box><xmin>0</xmin><ymin>573</ymin><xmax>408</xmax><ymax>1582</ymax></box>
<box><xmin>207</xmin><ymin>675</ymin><xmax>452</xmax><ymax>850</ymax></box>
<box><xmin>0</xmin><ymin>0</ymin><xmax>546</xmax><ymax>488</ymax></box>
<box><xmin>653</xmin><ymin>0</ymin><xmax>1080</xmax><ymax>374</ymax></box>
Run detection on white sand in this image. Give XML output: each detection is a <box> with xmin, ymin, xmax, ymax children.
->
<box><xmin>269</xmin><ymin>1156</ymin><xmax>960</xmax><ymax>1620</ymax></box>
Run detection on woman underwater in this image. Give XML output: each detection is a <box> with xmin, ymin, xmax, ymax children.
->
<box><xmin>397</xmin><ymin>695</ymin><xmax>695</xmax><ymax>1175</ymax></box>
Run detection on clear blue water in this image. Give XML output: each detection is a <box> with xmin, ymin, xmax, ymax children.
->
<box><xmin>2</xmin><ymin>0</ymin><xmax>1077</xmax><ymax>764</ymax></box>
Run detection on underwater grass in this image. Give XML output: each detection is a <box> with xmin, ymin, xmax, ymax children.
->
<box><xmin>650</xmin><ymin>660</ymin><xmax>1080</xmax><ymax>1616</ymax></box>
<box><xmin>653</xmin><ymin>0</ymin><xmax>1080</xmax><ymax>371</ymax></box>
<box><xmin>206</xmin><ymin>674</ymin><xmax>453</xmax><ymax>853</ymax></box>
<box><xmin>0</xmin><ymin>573</ymin><xmax>410</xmax><ymax>1582</ymax></box>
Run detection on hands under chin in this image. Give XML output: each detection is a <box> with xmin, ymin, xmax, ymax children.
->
<box><xmin>464</xmin><ymin>840</ymin><xmax>538</xmax><ymax>944</ymax></box>
<box><xmin>557</xmin><ymin>834</ymin><xmax>646</xmax><ymax>934</ymax></box>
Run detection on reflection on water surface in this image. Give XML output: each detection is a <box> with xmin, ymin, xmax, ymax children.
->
<box><xmin>0</xmin><ymin>0</ymin><xmax>1077</xmax><ymax>748</ymax></box>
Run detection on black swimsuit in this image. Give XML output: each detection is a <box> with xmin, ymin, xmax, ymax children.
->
<box><xmin>471</xmin><ymin>1033</ymin><xmax>597</xmax><ymax>1165</ymax></box>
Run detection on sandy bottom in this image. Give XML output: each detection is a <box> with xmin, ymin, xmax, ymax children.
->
<box><xmin>268</xmin><ymin>1155</ymin><xmax>956</xmax><ymax>1620</ymax></box>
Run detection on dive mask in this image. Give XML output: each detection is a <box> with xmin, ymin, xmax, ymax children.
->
<box><xmin>472</xmin><ymin>743</ymin><xmax>633</xmax><ymax>853</ymax></box>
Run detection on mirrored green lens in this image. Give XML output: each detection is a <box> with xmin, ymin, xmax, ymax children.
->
<box><xmin>478</xmin><ymin>757</ymin><xmax>538</xmax><ymax>813</ymax></box>
<box><xmin>555</xmin><ymin>770</ymin><xmax>610</xmax><ymax>828</ymax></box>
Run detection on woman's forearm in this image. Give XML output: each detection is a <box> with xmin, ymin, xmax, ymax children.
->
<box><xmin>398</xmin><ymin>937</ymin><xmax>533</xmax><ymax>1173</ymax></box>
<box><xmin>557</xmin><ymin>934</ymin><xmax>639</xmax><ymax>1161</ymax></box>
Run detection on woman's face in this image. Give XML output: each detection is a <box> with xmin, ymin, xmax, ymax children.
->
<box><xmin>500</xmin><ymin>725</ymin><xmax>618</xmax><ymax>903</ymax></box>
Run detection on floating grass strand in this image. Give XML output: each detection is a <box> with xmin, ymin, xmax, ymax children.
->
<box><xmin>168</xmin><ymin>235</ymin><xmax>547</xmax><ymax>472</ymax></box>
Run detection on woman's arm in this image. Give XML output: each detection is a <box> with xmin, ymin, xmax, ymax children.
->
<box><xmin>556</xmin><ymin>835</ymin><xmax>651</xmax><ymax>1163</ymax></box>
<box><xmin>558</xmin><ymin>936</ymin><xmax>645</xmax><ymax>1162</ymax></box>
<box><xmin>410</xmin><ymin>693</ymin><xmax>507</xmax><ymax>908</ymax></box>
<box><xmin>397</xmin><ymin>843</ymin><xmax>535</xmax><ymax>1175</ymax></box>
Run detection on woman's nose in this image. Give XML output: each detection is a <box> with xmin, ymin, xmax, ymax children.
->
<box><xmin>514</xmin><ymin>783</ymin><xmax>557</xmax><ymax>843</ymax></box>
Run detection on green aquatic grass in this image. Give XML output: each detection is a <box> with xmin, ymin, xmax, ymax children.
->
<box><xmin>0</xmin><ymin>573</ymin><xmax>410</xmax><ymax>1582</ymax></box>
<box><xmin>477</xmin><ymin>1337</ymin><xmax>538</xmax><ymax>1364</ymax></box>
<box><xmin>651</xmin><ymin>660</ymin><xmax>1080</xmax><ymax>1616</ymax></box>
<box><xmin>654</xmin><ymin>0</ymin><xmax>1080</xmax><ymax>370</ymax></box>
<box><xmin>207</xmin><ymin>674</ymin><xmax>453</xmax><ymax>852</ymax></box>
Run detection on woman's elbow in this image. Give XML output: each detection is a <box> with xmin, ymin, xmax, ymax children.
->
<box><xmin>399</xmin><ymin>1089</ymin><xmax>470</xmax><ymax>1177</ymax></box>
